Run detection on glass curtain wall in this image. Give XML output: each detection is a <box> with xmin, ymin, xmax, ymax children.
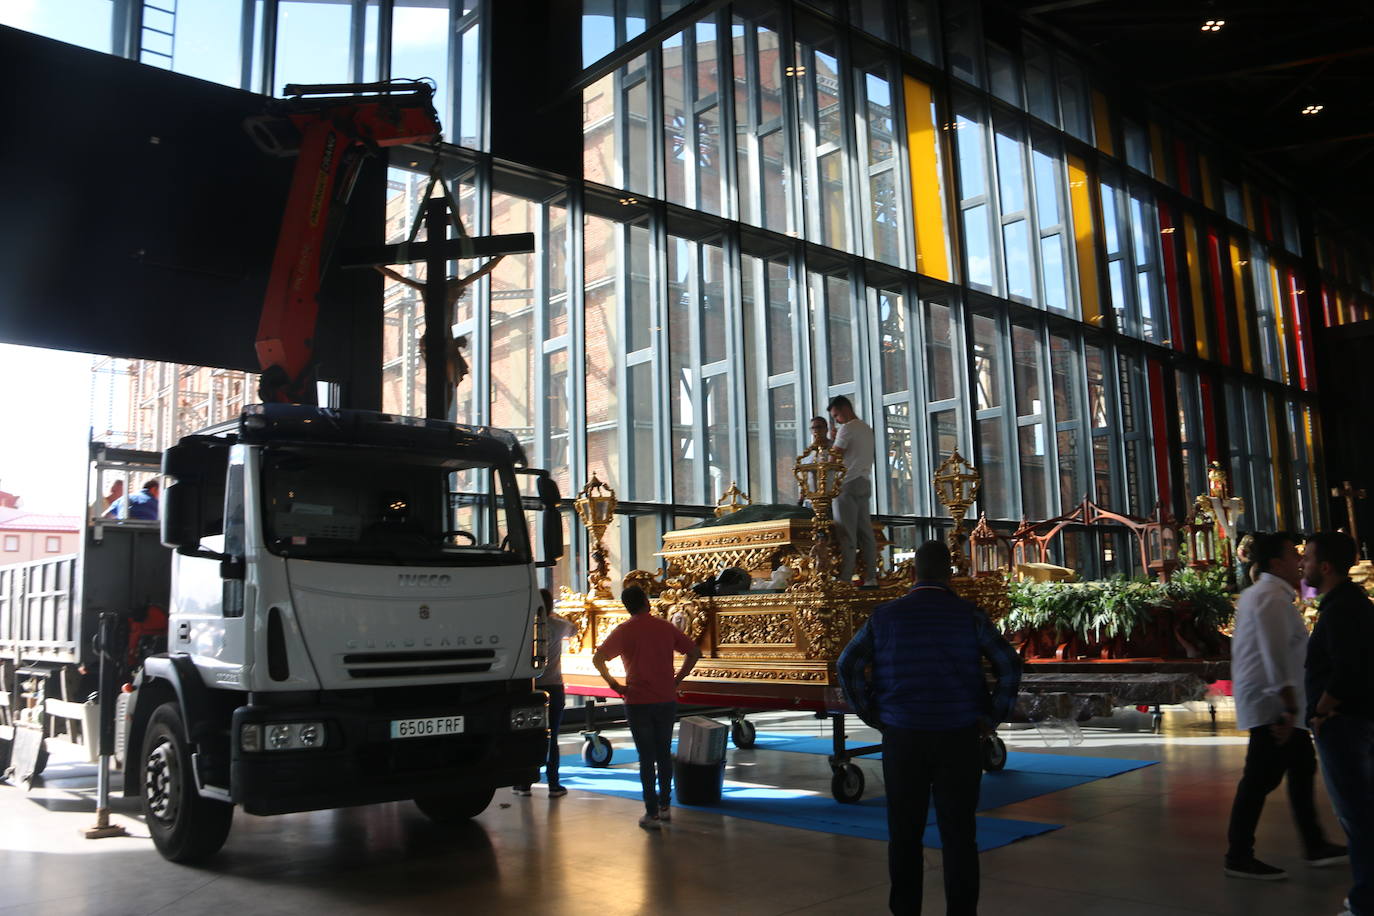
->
<box><xmin>8</xmin><ymin>0</ymin><xmax>1329</xmax><ymax>578</ymax></box>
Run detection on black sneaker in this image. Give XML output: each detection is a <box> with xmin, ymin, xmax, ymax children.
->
<box><xmin>1224</xmin><ymin>858</ymin><xmax>1288</xmax><ymax>880</ymax></box>
<box><xmin>1305</xmin><ymin>843</ymin><xmax>1349</xmax><ymax>867</ymax></box>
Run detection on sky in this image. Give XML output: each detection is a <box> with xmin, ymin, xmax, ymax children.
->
<box><xmin>0</xmin><ymin>344</ymin><xmax>98</xmax><ymax>516</ymax></box>
<box><xmin>0</xmin><ymin>1</ymin><xmax>470</xmax><ymax>516</ymax></box>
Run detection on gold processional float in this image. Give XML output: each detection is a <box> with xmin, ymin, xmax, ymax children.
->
<box><xmin>555</xmin><ymin>437</ymin><xmax>1237</xmax><ymax>802</ymax></box>
<box><xmin>556</xmin><ymin>436</ymin><xmax>1016</xmax><ymax>800</ymax></box>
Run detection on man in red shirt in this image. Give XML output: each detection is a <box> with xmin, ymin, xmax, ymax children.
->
<box><xmin>593</xmin><ymin>585</ymin><xmax>702</xmax><ymax>830</ymax></box>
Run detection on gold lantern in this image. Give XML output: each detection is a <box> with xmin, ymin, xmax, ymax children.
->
<box><xmin>933</xmin><ymin>449</ymin><xmax>981</xmax><ymax>576</ymax></box>
<box><xmin>795</xmin><ymin>441</ymin><xmax>847</xmax><ymax>573</ymax></box>
<box><xmin>1183</xmin><ymin>501</ymin><xmax>1216</xmax><ymax>569</ymax></box>
<box><xmin>574</xmin><ymin>473</ymin><xmax>618</xmax><ymax>598</ymax></box>
<box><xmin>969</xmin><ymin>512</ymin><xmax>1002</xmax><ymax>577</ymax></box>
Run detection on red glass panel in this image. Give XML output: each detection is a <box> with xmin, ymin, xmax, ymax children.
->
<box><xmin>1148</xmin><ymin>359</ymin><xmax>1172</xmax><ymax>511</ymax></box>
<box><xmin>1206</xmin><ymin>226</ymin><xmax>1231</xmax><ymax>365</ymax></box>
<box><xmin>1157</xmin><ymin>201</ymin><xmax>1185</xmax><ymax>352</ymax></box>
<box><xmin>1198</xmin><ymin>373</ymin><xmax>1221</xmax><ymax>465</ymax></box>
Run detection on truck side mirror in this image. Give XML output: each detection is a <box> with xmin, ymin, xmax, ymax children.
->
<box><xmin>537</xmin><ymin>476</ymin><xmax>564</xmax><ymax>567</ymax></box>
<box><xmin>162</xmin><ymin>440</ymin><xmax>229</xmax><ymax>559</ymax></box>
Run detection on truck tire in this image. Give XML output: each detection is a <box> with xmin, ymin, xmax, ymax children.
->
<box><xmin>413</xmin><ymin>786</ymin><xmax>496</xmax><ymax>824</ymax></box>
<box><xmin>141</xmin><ymin>702</ymin><xmax>233</xmax><ymax>863</ymax></box>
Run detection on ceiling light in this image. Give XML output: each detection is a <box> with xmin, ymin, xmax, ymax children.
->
<box><xmin>1160</xmin><ymin>227</ymin><xmax>1176</xmax><ymax>234</ymax></box>
<box><xmin>1301</xmin><ymin>104</ymin><xmax>1324</xmax><ymax>115</ymax></box>
<box><xmin>618</xmin><ymin>197</ymin><xmax>638</xmax><ymax>206</ymax></box>
<box><xmin>1201</xmin><ymin>19</ymin><xmax>1225</xmax><ymax>31</ymax></box>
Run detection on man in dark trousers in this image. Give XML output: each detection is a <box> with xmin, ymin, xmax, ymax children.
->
<box><xmin>838</xmin><ymin>540</ymin><xmax>1021</xmax><ymax>916</ymax></box>
<box><xmin>1224</xmin><ymin>532</ymin><xmax>1346</xmax><ymax>879</ymax></box>
<box><xmin>1303</xmin><ymin>531</ymin><xmax>1374</xmax><ymax>916</ymax></box>
<box><xmin>593</xmin><ymin>585</ymin><xmax>701</xmax><ymax>830</ymax></box>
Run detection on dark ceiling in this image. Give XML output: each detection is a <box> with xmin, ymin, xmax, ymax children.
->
<box><xmin>1004</xmin><ymin>0</ymin><xmax>1374</xmax><ymax>238</ymax></box>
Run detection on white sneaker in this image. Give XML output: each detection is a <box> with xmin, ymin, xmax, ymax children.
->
<box><xmin>638</xmin><ymin>814</ymin><xmax>660</xmax><ymax>831</ymax></box>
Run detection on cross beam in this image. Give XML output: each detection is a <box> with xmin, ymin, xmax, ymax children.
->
<box><xmin>341</xmin><ymin>232</ymin><xmax>535</xmax><ymax>270</ymax></box>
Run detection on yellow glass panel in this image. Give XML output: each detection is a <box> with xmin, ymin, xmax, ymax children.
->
<box><xmin>1269</xmin><ymin>264</ymin><xmax>1289</xmax><ymax>383</ymax></box>
<box><xmin>1182</xmin><ymin>214</ymin><xmax>1208</xmax><ymax>359</ymax></box>
<box><xmin>1230</xmin><ymin>239</ymin><xmax>1253</xmax><ymax>373</ymax></box>
<box><xmin>1305</xmin><ymin>406</ymin><xmax>1320</xmax><ymax>484</ymax></box>
<box><xmin>1198</xmin><ymin>154</ymin><xmax>1216</xmax><ymax>211</ymax></box>
<box><xmin>1091</xmin><ymin>90</ymin><xmax>1114</xmax><ymax>157</ymax></box>
<box><xmin>1268</xmin><ymin>391</ymin><xmax>1286</xmax><ymax>529</ymax></box>
<box><xmin>1067</xmin><ymin>154</ymin><xmax>1100</xmax><ymax>324</ymax></box>
<box><xmin>1149</xmin><ymin>122</ymin><xmax>1169</xmax><ymax>184</ymax></box>
<box><xmin>903</xmin><ymin>75</ymin><xmax>952</xmax><ymax>282</ymax></box>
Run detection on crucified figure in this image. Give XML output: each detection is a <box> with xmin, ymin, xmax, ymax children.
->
<box><xmin>375</xmin><ymin>256</ymin><xmax>503</xmax><ymax>409</ymax></box>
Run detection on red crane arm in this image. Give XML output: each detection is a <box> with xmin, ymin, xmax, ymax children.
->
<box><xmin>250</xmin><ymin>82</ymin><xmax>441</xmax><ymax>404</ymax></box>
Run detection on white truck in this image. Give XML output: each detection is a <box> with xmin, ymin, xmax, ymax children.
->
<box><xmin>9</xmin><ymin>403</ymin><xmax>564</xmax><ymax>862</ymax></box>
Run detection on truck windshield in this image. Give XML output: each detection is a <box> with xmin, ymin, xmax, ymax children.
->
<box><xmin>261</xmin><ymin>447</ymin><xmax>527</xmax><ymax>565</ymax></box>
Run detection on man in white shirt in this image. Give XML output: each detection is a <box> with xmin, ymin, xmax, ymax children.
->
<box><xmin>1225</xmin><ymin>532</ymin><xmax>1347</xmax><ymax>880</ymax></box>
<box><xmin>827</xmin><ymin>396</ymin><xmax>877</xmax><ymax>588</ymax></box>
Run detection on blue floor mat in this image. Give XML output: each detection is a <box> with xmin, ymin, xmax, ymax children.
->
<box><xmin>556</xmin><ymin>734</ymin><xmax>1154</xmax><ymax>841</ymax></box>
<box><xmin>555</xmin><ymin>763</ymin><xmax>1060</xmax><ymax>850</ymax></box>
<box><xmin>746</xmin><ymin>733</ymin><xmax>1157</xmax><ymax>780</ymax></box>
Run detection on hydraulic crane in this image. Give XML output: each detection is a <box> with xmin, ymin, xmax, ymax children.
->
<box><xmin>246</xmin><ymin>81</ymin><xmax>442</xmax><ymax>405</ymax></box>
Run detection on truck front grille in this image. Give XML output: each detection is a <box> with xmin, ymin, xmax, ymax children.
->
<box><xmin>342</xmin><ymin>648</ymin><xmax>495</xmax><ymax>679</ymax></box>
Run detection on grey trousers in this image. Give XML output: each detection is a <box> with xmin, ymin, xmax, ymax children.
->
<box><xmin>833</xmin><ymin>475</ymin><xmax>876</xmax><ymax>583</ymax></box>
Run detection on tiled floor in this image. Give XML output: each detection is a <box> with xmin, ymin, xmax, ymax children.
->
<box><xmin>0</xmin><ymin>706</ymin><xmax>1355</xmax><ymax>915</ymax></box>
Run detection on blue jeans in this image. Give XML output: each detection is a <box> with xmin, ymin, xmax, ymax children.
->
<box><xmin>516</xmin><ymin>683</ymin><xmax>565</xmax><ymax>790</ymax></box>
<box><xmin>626</xmin><ymin>701</ymin><xmax>676</xmax><ymax>815</ymax></box>
<box><xmin>1316</xmin><ymin>715</ymin><xmax>1374</xmax><ymax>915</ymax></box>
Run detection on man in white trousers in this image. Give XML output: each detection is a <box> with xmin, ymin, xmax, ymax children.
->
<box><xmin>827</xmin><ymin>395</ymin><xmax>877</xmax><ymax>588</ymax></box>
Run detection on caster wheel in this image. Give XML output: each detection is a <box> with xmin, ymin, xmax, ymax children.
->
<box><xmin>730</xmin><ymin>719</ymin><xmax>756</xmax><ymax>749</ymax></box>
<box><xmin>831</xmin><ymin>762</ymin><xmax>865</xmax><ymax>804</ymax></box>
<box><xmin>982</xmin><ymin>734</ymin><xmax>1007</xmax><ymax>772</ymax></box>
<box><xmin>581</xmin><ymin>734</ymin><xmax>613</xmax><ymax>767</ymax></box>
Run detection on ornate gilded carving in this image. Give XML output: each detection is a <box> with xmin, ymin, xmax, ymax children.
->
<box><xmin>661</xmin><ymin>592</ymin><xmax>708</xmax><ymax>643</ymax></box>
<box><xmin>693</xmin><ymin>667</ymin><xmax>828</xmax><ymax>682</ymax></box>
<box><xmin>714</xmin><ymin>482</ymin><xmax>750</xmax><ymax>517</ymax></box>
<box><xmin>718</xmin><ymin>612</ymin><xmax>796</xmax><ymax>645</ymax></box>
<box><xmin>951</xmin><ymin>575</ymin><xmax>1011</xmax><ymax>624</ymax></box>
<box><xmin>575</xmin><ymin>474</ymin><xmax>618</xmax><ymax>599</ymax></box>
<box><xmin>562</xmin><ymin>609</ymin><xmax>590</xmax><ymax>651</ymax></box>
<box><xmin>796</xmin><ymin>604</ymin><xmax>846</xmax><ymax>659</ymax></box>
<box><xmin>622</xmin><ymin>568</ymin><xmax>666</xmax><ymax>597</ymax></box>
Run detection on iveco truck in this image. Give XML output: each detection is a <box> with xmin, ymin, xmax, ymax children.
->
<box><xmin>123</xmin><ymin>403</ymin><xmax>562</xmax><ymax>861</ymax></box>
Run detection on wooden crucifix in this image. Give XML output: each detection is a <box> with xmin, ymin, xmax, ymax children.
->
<box><xmin>1331</xmin><ymin>480</ymin><xmax>1367</xmax><ymax>556</ymax></box>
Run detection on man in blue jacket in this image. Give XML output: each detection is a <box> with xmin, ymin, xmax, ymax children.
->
<box><xmin>838</xmin><ymin>539</ymin><xmax>1021</xmax><ymax>916</ymax></box>
<box><xmin>1303</xmin><ymin>531</ymin><xmax>1374</xmax><ymax>916</ymax></box>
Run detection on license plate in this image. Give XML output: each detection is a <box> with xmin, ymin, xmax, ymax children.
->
<box><xmin>390</xmin><ymin>715</ymin><xmax>464</xmax><ymax>739</ymax></box>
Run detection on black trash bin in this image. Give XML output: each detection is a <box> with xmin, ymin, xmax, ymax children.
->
<box><xmin>672</xmin><ymin>757</ymin><xmax>726</xmax><ymax>806</ymax></box>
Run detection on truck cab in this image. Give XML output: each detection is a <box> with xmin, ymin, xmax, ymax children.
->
<box><xmin>125</xmin><ymin>404</ymin><xmax>563</xmax><ymax>861</ymax></box>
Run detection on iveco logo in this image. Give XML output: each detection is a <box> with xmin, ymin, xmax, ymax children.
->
<box><xmin>399</xmin><ymin>574</ymin><xmax>452</xmax><ymax>587</ymax></box>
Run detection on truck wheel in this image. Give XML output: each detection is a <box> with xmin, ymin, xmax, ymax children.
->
<box><xmin>414</xmin><ymin>786</ymin><xmax>496</xmax><ymax>823</ymax></box>
<box><xmin>142</xmin><ymin>703</ymin><xmax>233</xmax><ymax>863</ymax></box>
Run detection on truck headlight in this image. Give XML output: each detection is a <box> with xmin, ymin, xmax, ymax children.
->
<box><xmin>510</xmin><ymin>706</ymin><xmax>547</xmax><ymax>730</ymax></box>
<box><xmin>241</xmin><ymin>721</ymin><xmax>327</xmax><ymax>751</ymax></box>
